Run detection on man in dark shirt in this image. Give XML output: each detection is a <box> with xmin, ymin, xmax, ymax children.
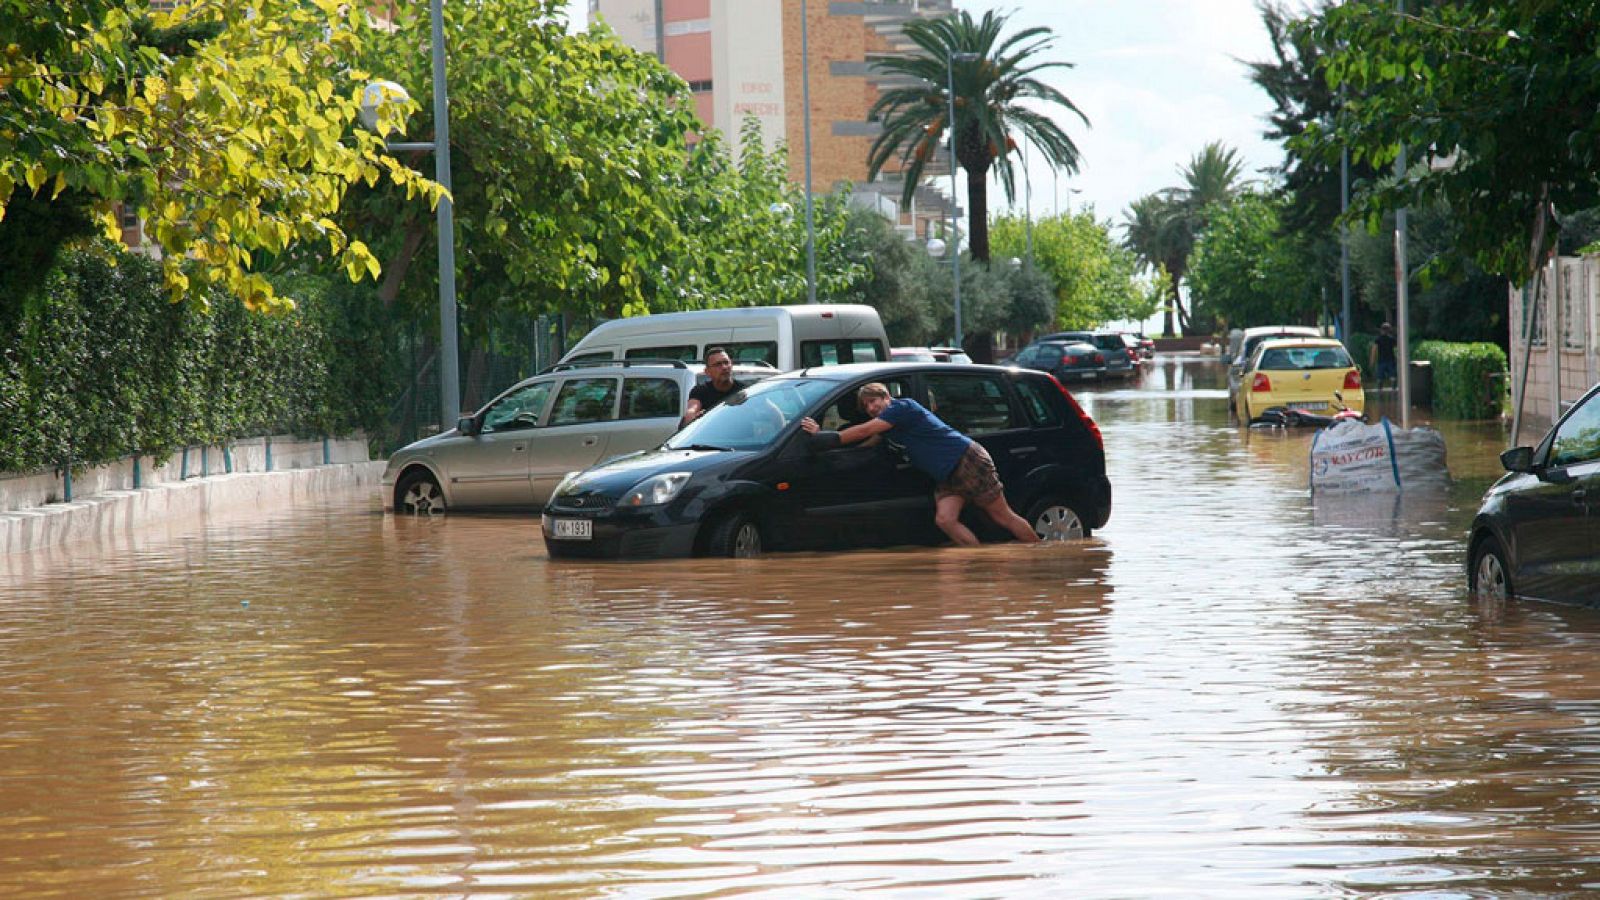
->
<box><xmin>800</xmin><ymin>382</ymin><xmax>1039</xmax><ymax>546</ymax></box>
<box><xmin>1372</xmin><ymin>322</ymin><xmax>1398</xmax><ymax>389</ymax></box>
<box><xmin>682</xmin><ymin>347</ymin><xmax>746</xmax><ymax>425</ymax></box>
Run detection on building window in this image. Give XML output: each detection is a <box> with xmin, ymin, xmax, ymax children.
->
<box><xmin>1562</xmin><ymin>260</ymin><xmax>1586</xmax><ymax>350</ymax></box>
<box><xmin>118</xmin><ymin>204</ymin><xmax>140</xmax><ymax>229</ymax></box>
<box><xmin>685</xmin><ymin>79</ymin><xmax>712</xmax><ymax>93</ymax></box>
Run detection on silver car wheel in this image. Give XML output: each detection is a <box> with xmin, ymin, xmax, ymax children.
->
<box><xmin>1474</xmin><ymin>550</ymin><xmax>1508</xmax><ymax>602</ymax></box>
<box><xmin>733</xmin><ymin>522</ymin><xmax>762</xmax><ymax>558</ymax></box>
<box><xmin>400</xmin><ymin>475</ymin><xmax>445</xmax><ymax>516</ymax></box>
<box><xmin>1033</xmin><ymin>504</ymin><xmax>1085</xmax><ymax>541</ymax></box>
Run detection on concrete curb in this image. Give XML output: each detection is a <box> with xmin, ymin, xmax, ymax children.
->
<box><xmin>0</xmin><ymin>461</ymin><xmax>385</xmax><ymax>559</ymax></box>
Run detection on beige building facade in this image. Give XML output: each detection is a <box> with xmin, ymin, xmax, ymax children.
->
<box><xmin>1508</xmin><ymin>255</ymin><xmax>1600</xmax><ymax>435</ymax></box>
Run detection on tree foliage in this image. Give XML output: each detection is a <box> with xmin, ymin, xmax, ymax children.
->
<box><xmin>1187</xmin><ymin>190</ymin><xmax>1318</xmax><ymax>328</ymax></box>
<box><xmin>867</xmin><ymin>9</ymin><xmax>1086</xmax><ymax>263</ymax></box>
<box><xmin>0</xmin><ymin>0</ymin><xmax>443</xmax><ymax>311</ymax></box>
<box><xmin>1301</xmin><ymin>0</ymin><xmax>1600</xmax><ymax>283</ymax></box>
<box><xmin>991</xmin><ymin>211</ymin><xmax>1147</xmax><ymax>331</ymax></box>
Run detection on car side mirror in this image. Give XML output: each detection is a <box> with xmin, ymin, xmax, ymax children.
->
<box><xmin>1500</xmin><ymin>446</ymin><xmax>1534</xmax><ymax>473</ymax></box>
<box><xmin>457</xmin><ymin>415</ymin><xmax>480</xmax><ymax>437</ymax></box>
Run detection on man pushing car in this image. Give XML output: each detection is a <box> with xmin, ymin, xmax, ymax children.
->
<box><xmin>799</xmin><ymin>382</ymin><xmax>1040</xmax><ymax>546</ymax></box>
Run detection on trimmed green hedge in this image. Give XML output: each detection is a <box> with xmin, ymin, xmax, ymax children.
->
<box><xmin>1414</xmin><ymin>340</ymin><xmax>1508</xmax><ymax>419</ymax></box>
<box><xmin>0</xmin><ymin>246</ymin><xmax>388</xmax><ymax>474</ymax></box>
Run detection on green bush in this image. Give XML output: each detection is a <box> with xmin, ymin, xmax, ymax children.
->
<box><xmin>1414</xmin><ymin>340</ymin><xmax>1508</xmax><ymax>419</ymax></box>
<box><xmin>0</xmin><ymin>246</ymin><xmax>388</xmax><ymax>474</ymax></box>
<box><xmin>1346</xmin><ymin>331</ymin><xmax>1374</xmax><ymax>377</ymax></box>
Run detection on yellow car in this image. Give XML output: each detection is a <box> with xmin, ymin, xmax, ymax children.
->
<box><xmin>1238</xmin><ymin>338</ymin><xmax>1364</xmax><ymax>422</ymax></box>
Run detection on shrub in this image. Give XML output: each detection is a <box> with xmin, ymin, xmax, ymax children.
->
<box><xmin>1414</xmin><ymin>340</ymin><xmax>1508</xmax><ymax>419</ymax></box>
<box><xmin>0</xmin><ymin>246</ymin><xmax>386</xmax><ymax>474</ymax></box>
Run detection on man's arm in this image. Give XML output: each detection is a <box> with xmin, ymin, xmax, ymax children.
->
<box><xmin>681</xmin><ymin>396</ymin><xmax>704</xmax><ymax>426</ymax></box>
<box><xmin>800</xmin><ymin>416</ymin><xmax>890</xmax><ymax>445</ymax></box>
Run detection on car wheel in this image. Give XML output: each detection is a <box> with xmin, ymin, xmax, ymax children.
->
<box><xmin>1470</xmin><ymin>535</ymin><xmax>1513</xmax><ymax>603</ymax></box>
<box><xmin>396</xmin><ymin>469</ymin><xmax>446</xmax><ymax>516</ymax></box>
<box><xmin>1027</xmin><ymin>496</ymin><xmax>1089</xmax><ymax>541</ymax></box>
<box><xmin>706</xmin><ymin>511</ymin><xmax>763</xmax><ymax>558</ymax></box>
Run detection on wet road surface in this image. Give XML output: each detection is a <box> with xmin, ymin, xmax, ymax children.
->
<box><xmin>6</xmin><ymin>357</ymin><xmax>1600</xmax><ymax>897</ymax></box>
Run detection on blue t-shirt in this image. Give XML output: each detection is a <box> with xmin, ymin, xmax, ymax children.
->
<box><xmin>877</xmin><ymin>398</ymin><xmax>971</xmax><ymax>481</ymax></box>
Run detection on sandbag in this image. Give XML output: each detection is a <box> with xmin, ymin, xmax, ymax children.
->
<box><xmin>1309</xmin><ymin>418</ymin><xmax>1450</xmax><ymax>493</ymax></box>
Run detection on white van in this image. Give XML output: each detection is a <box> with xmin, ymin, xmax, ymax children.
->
<box><xmin>560</xmin><ymin>304</ymin><xmax>890</xmax><ymax>371</ymax></box>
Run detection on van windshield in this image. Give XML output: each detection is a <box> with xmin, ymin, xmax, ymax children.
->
<box><xmin>666</xmin><ymin>379</ymin><xmax>837</xmax><ymax>451</ymax></box>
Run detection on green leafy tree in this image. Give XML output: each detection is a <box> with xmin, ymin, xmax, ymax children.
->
<box><xmin>0</xmin><ymin>0</ymin><xmax>442</xmax><ymax>312</ymax></box>
<box><xmin>1187</xmin><ymin>190</ymin><xmax>1318</xmax><ymax>329</ymax></box>
<box><xmin>1302</xmin><ymin>1</ymin><xmax>1600</xmax><ymax>283</ymax></box>
<box><xmin>866</xmin><ymin>9</ymin><xmax>1086</xmax><ymax>264</ymax></box>
<box><xmin>833</xmin><ymin>205</ymin><xmax>935</xmax><ymax>345</ymax></box>
<box><xmin>993</xmin><ymin>211</ymin><xmax>1146</xmax><ymax>332</ymax></box>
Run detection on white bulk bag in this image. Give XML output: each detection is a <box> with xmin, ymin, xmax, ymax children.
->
<box><xmin>1309</xmin><ymin>418</ymin><xmax>1449</xmax><ymax>493</ymax></box>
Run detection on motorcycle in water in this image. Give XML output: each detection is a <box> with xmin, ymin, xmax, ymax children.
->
<box><xmin>1252</xmin><ymin>391</ymin><xmax>1364</xmax><ymax>428</ymax></box>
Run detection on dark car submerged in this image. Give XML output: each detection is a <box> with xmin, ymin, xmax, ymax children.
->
<box><xmin>542</xmin><ymin>362</ymin><xmax>1112</xmax><ymax>558</ymax></box>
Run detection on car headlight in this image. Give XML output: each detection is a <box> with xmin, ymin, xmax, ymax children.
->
<box><xmin>620</xmin><ymin>472</ymin><xmax>692</xmax><ymax>508</ymax></box>
<box><xmin>552</xmin><ymin>471</ymin><xmax>583</xmax><ymax>499</ymax></box>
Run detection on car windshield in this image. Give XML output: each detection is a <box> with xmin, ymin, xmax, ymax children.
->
<box><xmin>1257</xmin><ymin>346</ymin><xmax>1354</xmax><ymax>370</ymax></box>
<box><xmin>665</xmin><ymin>378</ymin><xmax>838</xmax><ymax>451</ymax></box>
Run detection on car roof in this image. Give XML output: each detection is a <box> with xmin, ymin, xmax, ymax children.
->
<box><xmin>1253</xmin><ymin>337</ymin><xmax>1348</xmax><ymax>353</ymax></box>
<box><xmin>1242</xmin><ymin>325</ymin><xmax>1320</xmax><ymax>339</ymax></box>
<box><xmin>786</xmin><ymin>361</ymin><xmax>1034</xmax><ymax>380</ymax></box>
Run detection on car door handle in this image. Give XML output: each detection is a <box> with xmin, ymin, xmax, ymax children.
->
<box><xmin>1009</xmin><ymin>446</ymin><xmax>1037</xmax><ymax>455</ymax></box>
<box><xmin>582</xmin><ymin>436</ymin><xmax>599</xmax><ymax>447</ymax></box>
<box><xmin>513</xmin><ymin>444</ymin><xmax>526</xmax><ymax>452</ymax></box>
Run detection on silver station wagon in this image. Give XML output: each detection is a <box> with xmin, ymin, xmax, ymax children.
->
<box><xmin>382</xmin><ymin>360</ymin><xmax>768</xmax><ymax>514</ymax></box>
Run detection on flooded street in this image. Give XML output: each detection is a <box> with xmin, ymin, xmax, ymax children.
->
<box><xmin>9</xmin><ymin>357</ymin><xmax>1600</xmax><ymax>897</ymax></box>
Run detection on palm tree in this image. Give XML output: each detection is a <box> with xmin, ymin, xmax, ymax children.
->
<box><xmin>867</xmin><ymin>10</ymin><xmax>1086</xmax><ymax>265</ymax></box>
<box><xmin>1122</xmin><ymin>143</ymin><xmax>1249</xmax><ymax>335</ymax></box>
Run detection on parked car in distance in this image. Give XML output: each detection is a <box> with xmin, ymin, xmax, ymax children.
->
<box><xmin>1011</xmin><ymin>340</ymin><xmax>1105</xmax><ymax>382</ymax></box>
<box><xmin>1117</xmin><ymin>332</ymin><xmax>1150</xmax><ymax>363</ymax></box>
<box><xmin>1469</xmin><ymin>380</ymin><xmax>1600</xmax><ymax>605</ymax></box>
<box><xmin>1037</xmin><ymin>331</ymin><xmax>1135</xmax><ymax>378</ymax></box>
<box><xmin>1236</xmin><ymin>338</ymin><xmax>1364</xmax><ymax>423</ymax></box>
<box><xmin>929</xmin><ymin>346</ymin><xmax>973</xmax><ymax>364</ymax></box>
<box><xmin>382</xmin><ymin>359</ymin><xmax>772</xmax><ymax>514</ymax></box>
<box><xmin>1227</xmin><ymin>326</ymin><xmax>1324</xmax><ymax>415</ymax></box>
<box><xmin>541</xmin><ymin>362</ymin><xmax>1111</xmax><ymax>558</ymax></box>
<box><xmin>1133</xmin><ymin>333</ymin><xmax>1156</xmax><ymax>360</ymax></box>
<box><xmin>891</xmin><ymin>347</ymin><xmax>940</xmax><ymax>362</ymax></box>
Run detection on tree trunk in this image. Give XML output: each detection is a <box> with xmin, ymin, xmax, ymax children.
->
<box><xmin>966</xmin><ymin>165</ymin><xmax>990</xmax><ymax>263</ymax></box>
<box><xmin>378</xmin><ymin>219</ymin><xmax>429</xmax><ymax>308</ymax></box>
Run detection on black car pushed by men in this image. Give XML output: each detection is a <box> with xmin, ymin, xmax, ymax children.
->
<box><xmin>542</xmin><ymin>362</ymin><xmax>1111</xmax><ymax>558</ymax></box>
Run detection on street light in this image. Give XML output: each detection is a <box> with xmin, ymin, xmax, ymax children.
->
<box><xmin>800</xmin><ymin>0</ymin><xmax>817</xmax><ymax>303</ymax></box>
<box><xmin>947</xmin><ymin>50</ymin><xmax>980</xmax><ymax>348</ymax></box>
<box><xmin>361</xmin><ymin>0</ymin><xmax>459</xmax><ymax>431</ymax></box>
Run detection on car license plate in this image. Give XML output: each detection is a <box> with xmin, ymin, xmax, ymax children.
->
<box><xmin>551</xmin><ymin>518</ymin><xmax>592</xmax><ymax>540</ymax></box>
<box><xmin>1288</xmin><ymin>401</ymin><xmax>1326</xmax><ymax>410</ymax></box>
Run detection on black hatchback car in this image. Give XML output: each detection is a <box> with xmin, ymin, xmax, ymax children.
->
<box><xmin>1469</xmin><ymin>381</ymin><xmax>1600</xmax><ymax>604</ymax></box>
<box><xmin>542</xmin><ymin>362</ymin><xmax>1111</xmax><ymax>558</ymax></box>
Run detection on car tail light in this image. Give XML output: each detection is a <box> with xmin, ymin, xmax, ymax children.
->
<box><xmin>1092</xmin><ymin>353</ymin><xmax>1104</xmax><ymax>364</ymax></box>
<box><xmin>1344</xmin><ymin>369</ymin><xmax>1362</xmax><ymax>390</ymax></box>
<box><xmin>1046</xmin><ymin>373</ymin><xmax>1103</xmax><ymax>452</ymax></box>
<box><xmin>1251</xmin><ymin>373</ymin><xmax>1272</xmax><ymax>393</ymax></box>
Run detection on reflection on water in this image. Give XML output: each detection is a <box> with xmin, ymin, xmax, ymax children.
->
<box><xmin>6</xmin><ymin>357</ymin><xmax>1600</xmax><ymax>896</ymax></box>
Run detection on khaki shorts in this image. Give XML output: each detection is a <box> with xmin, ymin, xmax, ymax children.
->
<box><xmin>934</xmin><ymin>442</ymin><xmax>1004</xmax><ymax>505</ymax></box>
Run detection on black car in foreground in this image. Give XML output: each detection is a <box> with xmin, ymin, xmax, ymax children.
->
<box><xmin>542</xmin><ymin>362</ymin><xmax>1111</xmax><ymax>558</ymax></box>
<box><xmin>1469</xmin><ymin>381</ymin><xmax>1600</xmax><ymax>604</ymax></box>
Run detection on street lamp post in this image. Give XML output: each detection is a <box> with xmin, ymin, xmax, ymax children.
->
<box><xmin>947</xmin><ymin>51</ymin><xmax>979</xmax><ymax>348</ymax></box>
<box><xmin>800</xmin><ymin>0</ymin><xmax>817</xmax><ymax>303</ymax></box>
<box><xmin>362</xmin><ymin>0</ymin><xmax>459</xmax><ymax>430</ymax></box>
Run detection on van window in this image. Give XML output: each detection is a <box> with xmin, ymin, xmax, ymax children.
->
<box><xmin>924</xmin><ymin>373</ymin><xmax>1019</xmax><ymax>434</ymax></box>
<box><xmin>625</xmin><ymin>345</ymin><xmax>698</xmax><ymax>362</ymax></box>
<box><xmin>620</xmin><ymin>377</ymin><xmax>680</xmax><ymax>420</ymax></box>
<box><xmin>567</xmin><ymin>352</ymin><xmax>614</xmax><ymax>363</ymax></box>
<box><xmin>548</xmin><ymin>378</ymin><xmax>618</xmax><ymax>425</ymax></box>
<box><xmin>723</xmin><ymin>341</ymin><xmax>778</xmax><ymax>366</ymax></box>
<box><xmin>800</xmin><ymin>339</ymin><xmax>887</xmax><ymax>368</ymax></box>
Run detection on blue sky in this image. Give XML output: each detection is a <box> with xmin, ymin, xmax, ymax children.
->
<box><xmin>562</xmin><ymin>1</ymin><xmax>1285</xmax><ymax>231</ymax></box>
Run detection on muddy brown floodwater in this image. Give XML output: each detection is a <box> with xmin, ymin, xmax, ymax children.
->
<box><xmin>6</xmin><ymin>357</ymin><xmax>1600</xmax><ymax>897</ymax></box>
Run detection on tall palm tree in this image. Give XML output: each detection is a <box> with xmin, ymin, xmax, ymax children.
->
<box><xmin>1123</xmin><ymin>192</ymin><xmax>1191</xmax><ymax>336</ymax></box>
<box><xmin>1122</xmin><ymin>143</ymin><xmax>1249</xmax><ymax>335</ymax></box>
<box><xmin>867</xmin><ymin>10</ymin><xmax>1086</xmax><ymax>264</ymax></box>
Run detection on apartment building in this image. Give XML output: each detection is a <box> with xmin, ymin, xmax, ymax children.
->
<box><xmin>589</xmin><ymin>0</ymin><xmax>956</xmax><ymax>239</ymax></box>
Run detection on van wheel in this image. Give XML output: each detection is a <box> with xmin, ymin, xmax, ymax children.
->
<box><xmin>396</xmin><ymin>469</ymin><xmax>446</xmax><ymax>516</ymax></box>
<box><xmin>1027</xmin><ymin>496</ymin><xmax>1089</xmax><ymax>541</ymax></box>
<box><xmin>706</xmin><ymin>511</ymin><xmax>763</xmax><ymax>558</ymax></box>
